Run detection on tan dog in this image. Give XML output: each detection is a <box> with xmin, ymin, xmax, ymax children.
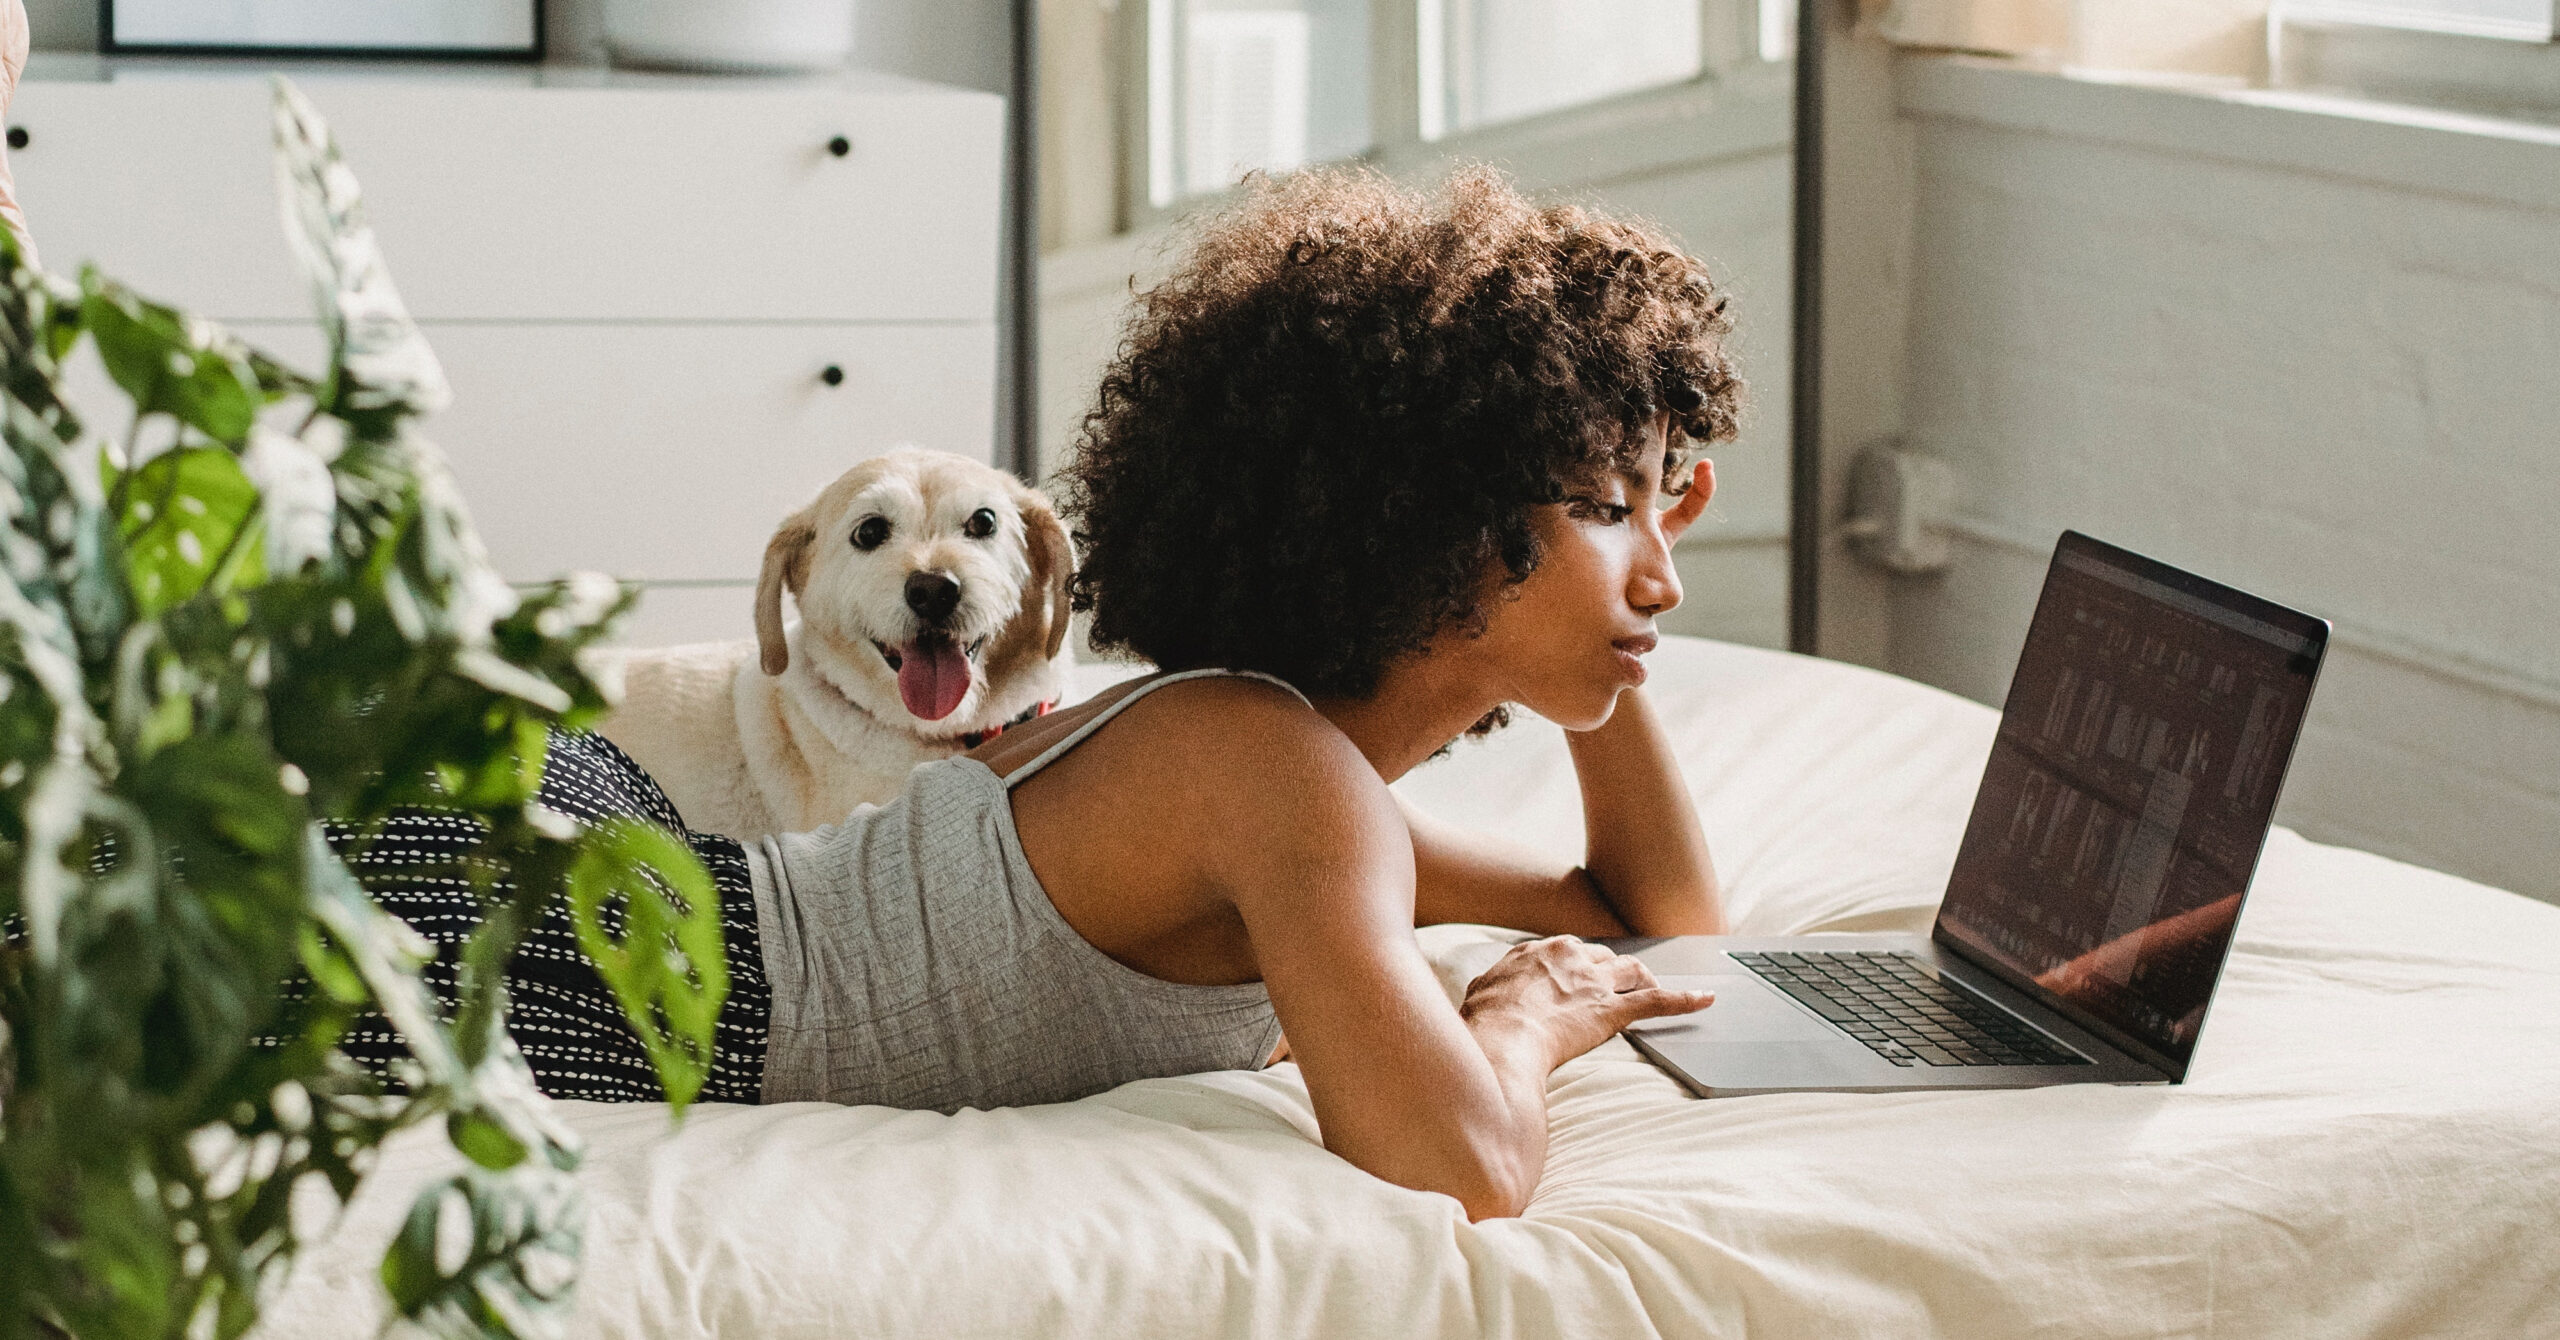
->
<box><xmin>598</xmin><ymin>449</ymin><xmax>1075</xmax><ymax>840</ymax></box>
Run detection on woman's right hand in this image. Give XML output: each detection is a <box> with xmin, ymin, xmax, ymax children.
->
<box><xmin>1458</xmin><ymin>936</ymin><xmax>1714</xmax><ymax>1068</ymax></box>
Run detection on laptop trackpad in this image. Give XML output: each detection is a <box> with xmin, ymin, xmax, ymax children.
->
<box><xmin>1627</xmin><ymin>975</ymin><xmax>1839</xmax><ymax>1043</ymax></box>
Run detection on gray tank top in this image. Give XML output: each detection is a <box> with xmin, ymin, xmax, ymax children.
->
<box><xmin>744</xmin><ymin>668</ymin><xmax>1295</xmax><ymax>1111</ymax></box>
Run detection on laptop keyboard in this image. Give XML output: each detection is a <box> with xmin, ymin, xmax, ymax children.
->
<box><xmin>1729</xmin><ymin>950</ymin><xmax>2090</xmax><ymax>1068</ymax></box>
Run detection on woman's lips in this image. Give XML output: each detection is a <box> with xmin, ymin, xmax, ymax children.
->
<box><xmin>1612</xmin><ymin>632</ymin><xmax>1658</xmax><ymax>684</ymax></box>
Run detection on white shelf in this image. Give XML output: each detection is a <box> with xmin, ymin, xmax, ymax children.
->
<box><xmin>23</xmin><ymin>57</ymin><xmax>1006</xmax><ymax>642</ymax></box>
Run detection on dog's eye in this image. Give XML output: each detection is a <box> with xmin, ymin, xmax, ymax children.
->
<box><xmin>963</xmin><ymin>508</ymin><xmax>998</xmax><ymax>540</ymax></box>
<box><xmin>852</xmin><ymin>516</ymin><xmax>892</xmax><ymax>551</ymax></box>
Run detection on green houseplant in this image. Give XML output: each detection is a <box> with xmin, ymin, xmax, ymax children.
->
<box><xmin>0</xmin><ymin>81</ymin><xmax>725</xmax><ymax>1339</ymax></box>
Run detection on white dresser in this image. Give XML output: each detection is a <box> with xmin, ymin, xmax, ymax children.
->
<box><xmin>10</xmin><ymin>54</ymin><xmax>1004</xmax><ymax>646</ymax></box>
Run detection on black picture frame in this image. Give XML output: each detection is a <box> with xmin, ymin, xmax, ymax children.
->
<box><xmin>101</xmin><ymin>0</ymin><xmax>547</xmax><ymax>62</ymax></box>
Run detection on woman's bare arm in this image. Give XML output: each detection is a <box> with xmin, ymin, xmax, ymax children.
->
<box><xmin>1405</xmin><ymin>687</ymin><xmax>1724</xmax><ymax>936</ymax></box>
<box><xmin>1400</xmin><ymin>800</ymin><xmax>1629</xmax><ymax>936</ymax></box>
<box><xmin>1204</xmin><ymin>718</ymin><xmax>1709</xmax><ymax>1220</ymax></box>
<box><xmin>1563</xmin><ymin>686</ymin><xmax>1724</xmax><ymax>933</ymax></box>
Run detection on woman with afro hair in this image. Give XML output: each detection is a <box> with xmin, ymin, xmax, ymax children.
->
<box><xmin>332</xmin><ymin>164</ymin><xmax>1745</xmax><ymax>1224</ymax></box>
<box><xmin>993</xmin><ymin>164</ymin><xmax>1742</xmax><ymax>1218</ymax></box>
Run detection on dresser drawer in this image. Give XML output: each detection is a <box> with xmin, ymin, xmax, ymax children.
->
<box><xmin>71</xmin><ymin>320</ymin><xmax>997</xmax><ymax>585</ymax></box>
<box><xmin>12</xmin><ymin>69</ymin><xmax>1002</xmax><ymax>323</ymax></box>
<box><xmin>430</xmin><ymin>321</ymin><xmax>995</xmax><ymax>582</ymax></box>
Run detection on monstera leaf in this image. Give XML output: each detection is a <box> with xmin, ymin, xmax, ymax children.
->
<box><xmin>0</xmin><ymin>79</ymin><xmax>726</xmax><ymax>1340</ymax></box>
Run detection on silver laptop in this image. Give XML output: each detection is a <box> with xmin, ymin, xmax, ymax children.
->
<box><xmin>1616</xmin><ymin>531</ymin><xmax>2329</xmax><ymax>1096</ymax></box>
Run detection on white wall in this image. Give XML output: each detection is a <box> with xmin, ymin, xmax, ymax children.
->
<box><xmin>1039</xmin><ymin>68</ymin><xmax>1803</xmax><ymax>649</ymax></box>
<box><xmin>1881</xmin><ymin>59</ymin><xmax>2560</xmax><ymax>903</ymax></box>
<box><xmin>1809</xmin><ymin>20</ymin><xmax>1919</xmax><ymax>669</ymax></box>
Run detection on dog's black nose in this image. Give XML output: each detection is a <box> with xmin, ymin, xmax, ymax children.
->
<box><xmin>904</xmin><ymin>571</ymin><xmax>961</xmax><ymax>623</ymax></box>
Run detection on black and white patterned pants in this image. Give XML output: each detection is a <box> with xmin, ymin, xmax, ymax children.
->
<box><xmin>323</xmin><ymin>729</ymin><xmax>770</xmax><ymax>1104</ymax></box>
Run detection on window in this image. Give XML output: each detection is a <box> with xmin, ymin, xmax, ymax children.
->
<box><xmin>1146</xmin><ymin>0</ymin><xmax>1375</xmax><ymax>207</ymax></box>
<box><xmin>1135</xmin><ymin>0</ymin><xmax>1785</xmax><ymax>213</ymax></box>
<box><xmin>2277</xmin><ymin>0</ymin><xmax>2555</xmax><ymax>41</ymax></box>
<box><xmin>2269</xmin><ymin>0</ymin><xmax>2560</xmax><ymax>125</ymax></box>
<box><xmin>1418</xmin><ymin>0</ymin><xmax>1705</xmax><ymax>139</ymax></box>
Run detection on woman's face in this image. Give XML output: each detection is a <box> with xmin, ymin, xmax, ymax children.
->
<box><xmin>1468</xmin><ymin>419</ymin><xmax>1711</xmax><ymax>731</ymax></box>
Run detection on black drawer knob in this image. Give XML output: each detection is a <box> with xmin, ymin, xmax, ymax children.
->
<box><xmin>819</xmin><ymin>364</ymin><xmax>844</xmax><ymax>387</ymax></box>
<box><xmin>827</xmin><ymin>135</ymin><xmax>850</xmax><ymax>158</ymax></box>
<box><xmin>6</xmin><ymin>128</ymin><xmax>25</xmax><ymax>151</ymax></box>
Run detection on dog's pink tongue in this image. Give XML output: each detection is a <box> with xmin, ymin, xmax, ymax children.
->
<box><xmin>896</xmin><ymin>637</ymin><xmax>972</xmax><ymax>721</ymax></box>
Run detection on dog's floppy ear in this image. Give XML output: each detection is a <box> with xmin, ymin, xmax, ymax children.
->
<box><xmin>755</xmin><ymin>509</ymin><xmax>816</xmax><ymax>676</ymax></box>
<box><xmin>1018</xmin><ymin>486</ymin><xmax>1076</xmax><ymax>662</ymax></box>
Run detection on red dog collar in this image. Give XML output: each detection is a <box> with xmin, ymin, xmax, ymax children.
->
<box><xmin>959</xmin><ymin>698</ymin><xmax>1055</xmax><ymax>751</ymax></box>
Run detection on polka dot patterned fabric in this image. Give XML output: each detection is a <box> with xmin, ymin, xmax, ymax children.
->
<box><xmin>321</xmin><ymin>730</ymin><xmax>770</xmax><ymax>1104</ymax></box>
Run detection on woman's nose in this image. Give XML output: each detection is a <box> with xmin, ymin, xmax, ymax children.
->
<box><xmin>1631</xmin><ymin>525</ymin><xmax>1682</xmax><ymax>617</ymax></box>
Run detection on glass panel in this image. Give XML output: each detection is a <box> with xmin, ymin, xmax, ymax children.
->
<box><xmin>1149</xmin><ymin>0</ymin><xmax>1372</xmax><ymax>207</ymax></box>
<box><xmin>2283</xmin><ymin>0</ymin><xmax>2553</xmax><ymax>42</ymax></box>
<box><xmin>1419</xmin><ymin>0</ymin><xmax>1704</xmax><ymax>139</ymax></box>
<box><xmin>1759</xmin><ymin>0</ymin><xmax>1797</xmax><ymax>63</ymax></box>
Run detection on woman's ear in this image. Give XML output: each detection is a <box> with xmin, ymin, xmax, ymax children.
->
<box><xmin>755</xmin><ymin>510</ymin><xmax>816</xmax><ymax>676</ymax></box>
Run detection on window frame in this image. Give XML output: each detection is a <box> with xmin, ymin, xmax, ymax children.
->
<box><xmin>2269</xmin><ymin>1</ymin><xmax>2560</xmax><ymax>126</ymax></box>
<box><xmin>2276</xmin><ymin>0</ymin><xmax>2556</xmax><ymax>43</ymax></box>
<box><xmin>1117</xmin><ymin>0</ymin><xmax>1781</xmax><ymax>231</ymax></box>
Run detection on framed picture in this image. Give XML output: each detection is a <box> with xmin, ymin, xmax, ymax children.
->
<box><xmin>103</xmin><ymin>0</ymin><xmax>546</xmax><ymax>61</ymax></box>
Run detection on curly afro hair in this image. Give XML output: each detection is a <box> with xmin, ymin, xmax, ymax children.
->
<box><xmin>1061</xmin><ymin>164</ymin><xmax>1743</xmax><ymax>701</ymax></box>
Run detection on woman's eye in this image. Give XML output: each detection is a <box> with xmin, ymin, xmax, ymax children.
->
<box><xmin>1570</xmin><ymin>497</ymin><xmax>1634</xmax><ymax>525</ymax></box>
<box><xmin>963</xmin><ymin>508</ymin><xmax>998</xmax><ymax>540</ymax></box>
<box><xmin>852</xmin><ymin>516</ymin><xmax>892</xmax><ymax>550</ymax></box>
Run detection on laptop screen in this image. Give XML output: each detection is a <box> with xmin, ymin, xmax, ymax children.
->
<box><xmin>1934</xmin><ymin>532</ymin><xmax>2327</xmax><ymax>1078</ymax></box>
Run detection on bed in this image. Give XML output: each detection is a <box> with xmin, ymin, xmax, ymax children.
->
<box><xmin>252</xmin><ymin>637</ymin><xmax>2560</xmax><ymax>1338</ymax></box>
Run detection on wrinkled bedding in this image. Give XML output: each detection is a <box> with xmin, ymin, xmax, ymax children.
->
<box><xmin>253</xmin><ymin>638</ymin><xmax>2560</xmax><ymax>1338</ymax></box>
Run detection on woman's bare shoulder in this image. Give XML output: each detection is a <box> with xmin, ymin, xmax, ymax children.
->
<box><xmin>981</xmin><ymin>670</ymin><xmax>1336</xmax><ymax>779</ymax></box>
<box><xmin>1117</xmin><ymin>671</ymin><xmax>1324</xmax><ymax>728</ymax></box>
<box><xmin>1112</xmin><ymin>673</ymin><xmax>1368</xmax><ymax>788</ymax></box>
<box><xmin>1015</xmin><ymin>673</ymin><xmax>1396</xmax><ymax>851</ymax></box>
<box><xmin>1105</xmin><ymin>678</ymin><xmax>1412</xmax><ymax>911</ymax></box>
<box><xmin>997</xmin><ymin>672</ymin><xmax>1413</xmax><ymax>954</ymax></box>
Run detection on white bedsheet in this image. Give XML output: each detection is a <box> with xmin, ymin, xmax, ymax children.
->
<box><xmin>254</xmin><ymin>638</ymin><xmax>2560</xmax><ymax>1338</ymax></box>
